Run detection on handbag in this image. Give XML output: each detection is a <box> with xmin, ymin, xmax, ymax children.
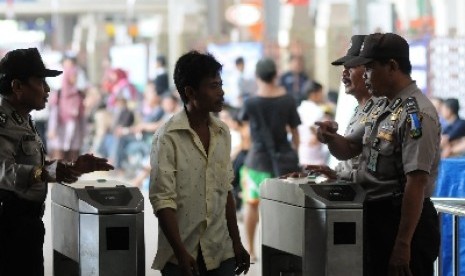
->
<box><xmin>256</xmin><ymin>109</ymin><xmax>300</xmax><ymax>177</ymax></box>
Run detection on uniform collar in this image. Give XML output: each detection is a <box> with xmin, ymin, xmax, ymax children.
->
<box><xmin>0</xmin><ymin>97</ymin><xmax>30</xmax><ymax>125</ymax></box>
<box><xmin>386</xmin><ymin>82</ymin><xmax>419</xmax><ymax>112</ymax></box>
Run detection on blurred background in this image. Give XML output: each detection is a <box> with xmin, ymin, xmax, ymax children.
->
<box><xmin>0</xmin><ymin>0</ymin><xmax>462</xmax><ymax>108</ymax></box>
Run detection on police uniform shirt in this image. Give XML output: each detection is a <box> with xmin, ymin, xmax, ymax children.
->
<box><xmin>355</xmin><ymin>83</ymin><xmax>440</xmax><ymax>201</ymax></box>
<box><xmin>0</xmin><ymin>98</ymin><xmax>46</xmax><ymax>203</ymax></box>
<box><xmin>335</xmin><ymin>97</ymin><xmax>379</xmax><ymax>181</ymax></box>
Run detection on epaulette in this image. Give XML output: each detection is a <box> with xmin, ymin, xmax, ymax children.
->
<box><xmin>405</xmin><ymin>97</ymin><xmax>422</xmax><ymax>139</ymax></box>
<box><xmin>389</xmin><ymin>97</ymin><xmax>402</xmax><ymax>110</ymax></box>
<box><xmin>362</xmin><ymin>98</ymin><xmax>375</xmax><ymax>113</ymax></box>
<box><xmin>0</xmin><ymin>112</ymin><xmax>7</xmax><ymax>127</ymax></box>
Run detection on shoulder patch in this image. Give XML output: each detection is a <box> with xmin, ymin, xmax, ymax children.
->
<box><xmin>0</xmin><ymin>112</ymin><xmax>7</xmax><ymax>126</ymax></box>
<box><xmin>405</xmin><ymin>97</ymin><xmax>422</xmax><ymax>139</ymax></box>
<box><xmin>405</xmin><ymin>97</ymin><xmax>419</xmax><ymax>114</ymax></box>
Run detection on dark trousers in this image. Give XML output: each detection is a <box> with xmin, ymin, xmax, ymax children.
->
<box><xmin>0</xmin><ymin>194</ymin><xmax>45</xmax><ymax>276</ymax></box>
<box><xmin>364</xmin><ymin>197</ymin><xmax>440</xmax><ymax>276</ymax></box>
<box><xmin>162</xmin><ymin>247</ymin><xmax>235</xmax><ymax>276</ymax></box>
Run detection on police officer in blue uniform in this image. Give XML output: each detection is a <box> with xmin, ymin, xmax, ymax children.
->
<box><xmin>316</xmin><ymin>33</ymin><xmax>440</xmax><ymax>276</ymax></box>
<box><xmin>0</xmin><ymin>48</ymin><xmax>114</xmax><ymax>276</ymax></box>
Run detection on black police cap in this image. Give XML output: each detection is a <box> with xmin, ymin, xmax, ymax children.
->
<box><xmin>0</xmin><ymin>47</ymin><xmax>62</xmax><ymax>79</ymax></box>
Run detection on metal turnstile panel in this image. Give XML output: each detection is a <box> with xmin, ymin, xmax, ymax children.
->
<box><xmin>51</xmin><ymin>180</ymin><xmax>144</xmax><ymax>214</ymax></box>
<box><xmin>52</xmin><ymin>179</ymin><xmax>145</xmax><ymax>276</ymax></box>
<box><xmin>261</xmin><ymin>178</ymin><xmax>365</xmax><ymax>208</ymax></box>
<box><xmin>261</xmin><ymin>178</ymin><xmax>365</xmax><ymax>276</ymax></box>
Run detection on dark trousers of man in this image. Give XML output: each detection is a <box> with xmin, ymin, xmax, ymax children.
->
<box><xmin>0</xmin><ymin>193</ymin><xmax>45</xmax><ymax>276</ymax></box>
<box><xmin>162</xmin><ymin>247</ymin><xmax>236</xmax><ymax>276</ymax></box>
<box><xmin>364</xmin><ymin>197</ymin><xmax>440</xmax><ymax>276</ymax></box>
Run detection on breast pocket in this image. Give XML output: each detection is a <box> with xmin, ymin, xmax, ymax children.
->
<box><xmin>214</xmin><ymin>163</ymin><xmax>232</xmax><ymax>192</ymax></box>
<box><xmin>21</xmin><ymin>140</ymin><xmax>40</xmax><ymax>156</ymax></box>
<box><xmin>376</xmin><ymin>140</ymin><xmax>398</xmax><ymax>179</ymax></box>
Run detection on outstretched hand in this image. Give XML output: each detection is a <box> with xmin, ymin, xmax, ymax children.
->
<box><xmin>56</xmin><ymin>154</ymin><xmax>114</xmax><ymax>184</ymax></box>
<box><xmin>73</xmin><ymin>154</ymin><xmax>114</xmax><ymax>174</ymax></box>
<box><xmin>314</xmin><ymin>121</ymin><xmax>338</xmax><ymax>144</ymax></box>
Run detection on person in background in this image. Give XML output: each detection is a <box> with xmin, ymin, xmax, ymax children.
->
<box><xmin>99</xmin><ymin>96</ymin><xmax>135</xmax><ymax>169</ymax></box>
<box><xmin>240</xmin><ymin>57</ymin><xmax>301</xmax><ymax>261</ymax></box>
<box><xmin>149</xmin><ymin>50</ymin><xmax>249</xmax><ymax>276</ymax></box>
<box><xmin>279</xmin><ymin>54</ymin><xmax>309</xmax><ymax>105</ymax></box>
<box><xmin>316</xmin><ymin>33</ymin><xmax>440</xmax><ymax>275</ymax></box>
<box><xmin>440</xmin><ymin>98</ymin><xmax>465</xmax><ymax>156</ymax></box>
<box><xmin>232</xmin><ymin>57</ymin><xmax>256</xmax><ymax>108</ymax></box>
<box><xmin>430</xmin><ymin>96</ymin><xmax>447</xmax><ymax>127</ymax></box>
<box><xmin>153</xmin><ymin>55</ymin><xmax>170</xmax><ymax>96</ymax></box>
<box><xmin>106</xmin><ymin>68</ymin><xmax>138</xmax><ymax>109</ymax></box>
<box><xmin>0</xmin><ymin>47</ymin><xmax>114</xmax><ymax>276</ymax></box>
<box><xmin>47</xmin><ymin>54</ymin><xmax>87</xmax><ymax>161</ymax></box>
<box><xmin>128</xmin><ymin>93</ymin><xmax>180</xmax><ymax>187</ymax></box>
<box><xmin>219</xmin><ymin>106</ymin><xmax>251</xmax><ymax>212</ymax></box>
<box><xmin>297</xmin><ymin>80</ymin><xmax>328</xmax><ymax>166</ymax></box>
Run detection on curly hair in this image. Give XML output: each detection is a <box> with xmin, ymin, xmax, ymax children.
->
<box><xmin>173</xmin><ymin>50</ymin><xmax>222</xmax><ymax>105</ymax></box>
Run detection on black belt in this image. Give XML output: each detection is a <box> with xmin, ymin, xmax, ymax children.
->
<box><xmin>0</xmin><ymin>190</ymin><xmax>45</xmax><ymax>219</ymax></box>
<box><xmin>366</xmin><ymin>195</ymin><xmax>431</xmax><ymax>209</ymax></box>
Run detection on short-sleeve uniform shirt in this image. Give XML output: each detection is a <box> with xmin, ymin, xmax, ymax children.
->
<box><xmin>354</xmin><ymin>83</ymin><xmax>440</xmax><ymax>201</ymax></box>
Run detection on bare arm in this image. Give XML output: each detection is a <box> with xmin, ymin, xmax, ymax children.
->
<box><xmin>450</xmin><ymin>137</ymin><xmax>465</xmax><ymax>156</ymax></box>
<box><xmin>388</xmin><ymin>170</ymin><xmax>427</xmax><ymax>275</ymax></box>
<box><xmin>226</xmin><ymin>191</ymin><xmax>250</xmax><ymax>275</ymax></box>
<box><xmin>157</xmin><ymin>208</ymin><xmax>198</xmax><ymax>275</ymax></box>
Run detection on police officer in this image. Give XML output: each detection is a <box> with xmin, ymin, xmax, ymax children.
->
<box><xmin>307</xmin><ymin>35</ymin><xmax>383</xmax><ymax>181</ymax></box>
<box><xmin>316</xmin><ymin>33</ymin><xmax>440</xmax><ymax>276</ymax></box>
<box><xmin>0</xmin><ymin>48</ymin><xmax>114</xmax><ymax>276</ymax></box>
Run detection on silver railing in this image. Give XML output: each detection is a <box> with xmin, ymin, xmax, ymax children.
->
<box><xmin>432</xmin><ymin>198</ymin><xmax>465</xmax><ymax>276</ymax></box>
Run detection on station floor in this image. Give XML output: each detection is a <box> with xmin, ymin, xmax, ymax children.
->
<box><xmin>42</xmin><ymin>173</ymin><xmax>261</xmax><ymax>276</ymax></box>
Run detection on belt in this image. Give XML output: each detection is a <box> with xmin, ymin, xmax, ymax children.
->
<box><xmin>366</xmin><ymin>195</ymin><xmax>431</xmax><ymax>209</ymax></box>
<box><xmin>0</xmin><ymin>191</ymin><xmax>45</xmax><ymax>219</ymax></box>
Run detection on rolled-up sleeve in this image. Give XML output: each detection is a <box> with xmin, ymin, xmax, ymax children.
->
<box><xmin>149</xmin><ymin>132</ymin><xmax>178</xmax><ymax>214</ymax></box>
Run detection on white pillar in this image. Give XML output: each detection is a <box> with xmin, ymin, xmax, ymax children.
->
<box><xmin>431</xmin><ymin>0</ymin><xmax>448</xmax><ymax>36</ymax></box>
<box><xmin>167</xmin><ymin>0</ymin><xmax>185</xmax><ymax>87</ymax></box>
<box><xmin>456</xmin><ymin>0</ymin><xmax>465</xmax><ymax>36</ymax></box>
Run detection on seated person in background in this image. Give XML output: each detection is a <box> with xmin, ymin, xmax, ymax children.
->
<box><xmin>441</xmin><ymin>136</ymin><xmax>465</xmax><ymax>158</ymax></box>
<box><xmin>98</xmin><ymin>96</ymin><xmax>135</xmax><ymax>164</ymax></box>
<box><xmin>129</xmin><ymin>94</ymin><xmax>181</xmax><ymax>187</ymax></box>
<box><xmin>430</xmin><ymin>96</ymin><xmax>447</xmax><ymax>127</ymax></box>
<box><xmin>440</xmin><ymin>98</ymin><xmax>465</xmax><ymax>157</ymax></box>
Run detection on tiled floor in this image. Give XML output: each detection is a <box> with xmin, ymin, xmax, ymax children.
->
<box><xmin>43</xmin><ymin>174</ymin><xmax>261</xmax><ymax>276</ymax></box>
